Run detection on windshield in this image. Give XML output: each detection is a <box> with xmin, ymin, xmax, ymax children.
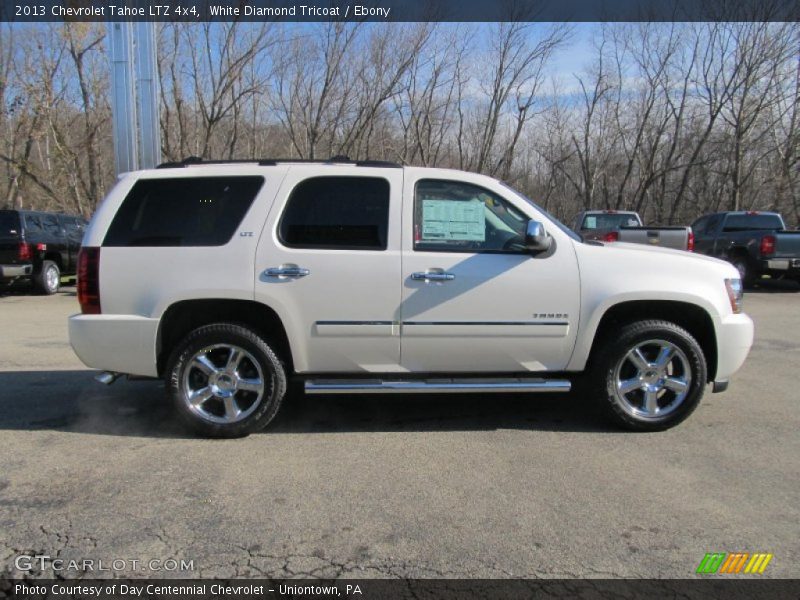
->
<box><xmin>723</xmin><ymin>214</ymin><xmax>784</xmax><ymax>231</ymax></box>
<box><xmin>0</xmin><ymin>211</ymin><xmax>20</xmax><ymax>237</ymax></box>
<box><xmin>497</xmin><ymin>181</ymin><xmax>582</xmax><ymax>242</ymax></box>
<box><xmin>581</xmin><ymin>213</ymin><xmax>640</xmax><ymax>230</ymax></box>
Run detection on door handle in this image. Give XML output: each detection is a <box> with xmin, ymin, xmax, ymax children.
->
<box><xmin>411</xmin><ymin>270</ymin><xmax>455</xmax><ymax>282</ymax></box>
<box><xmin>264</xmin><ymin>266</ymin><xmax>310</xmax><ymax>278</ymax></box>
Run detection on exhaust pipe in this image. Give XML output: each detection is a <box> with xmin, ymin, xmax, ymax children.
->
<box><xmin>95</xmin><ymin>371</ymin><xmax>121</xmax><ymax>385</ymax></box>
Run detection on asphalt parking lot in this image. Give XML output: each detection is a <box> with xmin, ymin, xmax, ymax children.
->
<box><xmin>1</xmin><ymin>283</ymin><xmax>798</xmax><ymax>579</ymax></box>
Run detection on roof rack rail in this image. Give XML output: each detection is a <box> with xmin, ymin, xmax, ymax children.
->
<box><xmin>156</xmin><ymin>156</ymin><xmax>402</xmax><ymax>169</ymax></box>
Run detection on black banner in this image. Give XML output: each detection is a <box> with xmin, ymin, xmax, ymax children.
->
<box><xmin>1</xmin><ymin>0</ymin><xmax>798</xmax><ymax>23</ymax></box>
<box><xmin>3</xmin><ymin>579</ymin><xmax>800</xmax><ymax>600</ymax></box>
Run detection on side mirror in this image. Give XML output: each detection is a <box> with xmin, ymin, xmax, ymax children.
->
<box><xmin>525</xmin><ymin>220</ymin><xmax>551</xmax><ymax>253</ymax></box>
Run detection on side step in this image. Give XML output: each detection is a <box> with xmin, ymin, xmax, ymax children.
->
<box><xmin>304</xmin><ymin>377</ymin><xmax>571</xmax><ymax>395</ymax></box>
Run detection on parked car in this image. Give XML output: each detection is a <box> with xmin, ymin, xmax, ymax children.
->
<box><xmin>69</xmin><ymin>158</ymin><xmax>753</xmax><ymax>437</ymax></box>
<box><xmin>0</xmin><ymin>209</ymin><xmax>86</xmax><ymax>294</ymax></box>
<box><xmin>571</xmin><ymin>210</ymin><xmax>694</xmax><ymax>251</ymax></box>
<box><xmin>691</xmin><ymin>211</ymin><xmax>800</xmax><ymax>286</ymax></box>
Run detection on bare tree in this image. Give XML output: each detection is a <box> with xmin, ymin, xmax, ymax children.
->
<box><xmin>2</xmin><ymin>20</ymin><xmax>799</xmax><ymax>229</ymax></box>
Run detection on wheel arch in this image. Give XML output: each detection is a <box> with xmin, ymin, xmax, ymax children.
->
<box><xmin>42</xmin><ymin>252</ymin><xmax>64</xmax><ymax>270</ymax></box>
<box><xmin>725</xmin><ymin>246</ymin><xmax>752</xmax><ymax>265</ymax></box>
<box><xmin>156</xmin><ymin>299</ymin><xmax>294</xmax><ymax>377</ymax></box>
<box><xmin>582</xmin><ymin>300</ymin><xmax>718</xmax><ymax>382</ymax></box>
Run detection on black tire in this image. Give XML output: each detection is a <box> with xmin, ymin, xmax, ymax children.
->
<box><xmin>33</xmin><ymin>260</ymin><xmax>60</xmax><ymax>295</ymax></box>
<box><xmin>730</xmin><ymin>255</ymin><xmax>755</xmax><ymax>288</ymax></box>
<box><xmin>590</xmin><ymin>320</ymin><xmax>707</xmax><ymax>431</ymax></box>
<box><xmin>165</xmin><ymin>323</ymin><xmax>287</xmax><ymax>438</ymax></box>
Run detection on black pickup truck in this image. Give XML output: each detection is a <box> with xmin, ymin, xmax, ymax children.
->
<box><xmin>0</xmin><ymin>209</ymin><xmax>87</xmax><ymax>294</ymax></box>
<box><xmin>692</xmin><ymin>211</ymin><xmax>800</xmax><ymax>286</ymax></box>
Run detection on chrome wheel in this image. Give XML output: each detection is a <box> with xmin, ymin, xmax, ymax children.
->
<box><xmin>45</xmin><ymin>265</ymin><xmax>59</xmax><ymax>292</ymax></box>
<box><xmin>611</xmin><ymin>339</ymin><xmax>691</xmax><ymax>420</ymax></box>
<box><xmin>181</xmin><ymin>344</ymin><xmax>267</xmax><ymax>424</ymax></box>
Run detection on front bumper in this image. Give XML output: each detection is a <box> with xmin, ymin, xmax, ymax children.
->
<box><xmin>715</xmin><ymin>312</ymin><xmax>754</xmax><ymax>383</ymax></box>
<box><xmin>0</xmin><ymin>263</ymin><xmax>32</xmax><ymax>278</ymax></box>
<box><xmin>68</xmin><ymin>314</ymin><xmax>160</xmax><ymax>377</ymax></box>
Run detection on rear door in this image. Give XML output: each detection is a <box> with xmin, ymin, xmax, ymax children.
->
<box><xmin>254</xmin><ymin>166</ymin><xmax>403</xmax><ymax>373</ymax></box>
<box><xmin>60</xmin><ymin>216</ymin><xmax>85</xmax><ymax>272</ymax></box>
<box><xmin>701</xmin><ymin>214</ymin><xmax>723</xmax><ymax>256</ymax></box>
<box><xmin>691</xmin><ymin>216</ymin><xmax>709</xmax><ymax>253</ymax></box>
<box><xmin>0</xmin><ymin>211</ymin><xmax>21</xmax><ymax>265</ymax></box>
<box><xmin>40</xmin><ymin>213</ymin><xmax>66</xmax><ymax>255</ymax></box>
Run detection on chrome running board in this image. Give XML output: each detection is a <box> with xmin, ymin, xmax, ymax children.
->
<box><xmin>304</xmin><ymin>377</ymin><xmax>571</xmax><ymax>395</ymax></box>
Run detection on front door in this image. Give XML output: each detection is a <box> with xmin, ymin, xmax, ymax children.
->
<box><xmin>399</xmin><ymin>174</ymin><xmax>580</xmax><ymax>373</ymax></box>
<box><xmin>254</xmin><ymin>166</ymin><xmax>403</xmax><ymax>373</ymax></box>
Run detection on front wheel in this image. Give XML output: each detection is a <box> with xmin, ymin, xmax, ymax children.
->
<box><xmin>165</xmin><ymin>323</ymin><xmax>287</xmax><ymax>438</ymax></box>
<box><xmin>591</xmin><ymin>320</ymin><xmax>707</xmax><ymax>431</ymax></box>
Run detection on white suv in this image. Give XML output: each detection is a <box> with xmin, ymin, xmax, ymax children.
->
<box><xmin>69</xmin><ymin>158</ymin><xmax>754</xmax><ymax>437</ymax></box>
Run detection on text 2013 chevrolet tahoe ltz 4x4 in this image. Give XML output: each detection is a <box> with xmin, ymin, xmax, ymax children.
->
<box><xmin>68</xmin><ymin>158</ymin><xmax>754</xmax><ymax>437</ymax></box>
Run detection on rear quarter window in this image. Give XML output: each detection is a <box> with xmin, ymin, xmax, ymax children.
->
<box><xmin>103</xmin><ymin>176</ymin><xmax>264</xmax><ymax>247</ymax></box>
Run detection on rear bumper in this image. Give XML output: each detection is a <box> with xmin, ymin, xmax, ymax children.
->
<box><xmin>715</xmin><ymin>312</ymin><xmax>754</xmax><ymax>383</ymax></box>
<box><xmin>68</xmin><ymin>314</ymin><xmax>160</xmax><ymax>377</ymax></box>
<box><xmin>758</xmin><ymin>257</ymin><xmax>800</xmax><ymax>277</ymax></box>
<box><xmin>0</xmin><ymin>263</ymin><xmax>32</xmax><ymax>278</ymax></box>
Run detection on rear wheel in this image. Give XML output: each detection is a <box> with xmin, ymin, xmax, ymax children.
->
<box><xmin>730</xmin><ymin>255</ymin><xmax>755</xmax><ymax>288</ymax></box>
<box><xmin>166</xmin><ymin>323</ymin><xmax>287</xmax><ymax>438</ymax></box>
<box><xmin>34</xmin><ymin>260</ymin><xmax>60</xmax><ymax>295</ymax></box>
<box><xmin>591</xmin><ymin>320</ymin><xmax>707</xmax><ymax>431</ymax></box>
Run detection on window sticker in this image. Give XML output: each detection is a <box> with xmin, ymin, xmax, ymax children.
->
<box><xmin>421</xmin><ymin>198</ymin><xmax>485</xmax><ymax>242</ymax></box>
<box><xmin>584</xmin><ymin>216</ymin><xmax>597</xmax><ymax>229</ymax></box>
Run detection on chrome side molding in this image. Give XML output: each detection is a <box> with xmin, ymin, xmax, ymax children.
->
<box><xmin>305</xmin><ymin>378</ymin><xmax>571</xmax><ymax>394</ymax></box>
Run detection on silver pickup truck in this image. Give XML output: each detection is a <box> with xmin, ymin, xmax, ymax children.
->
<box><xmin>571</xmin><ymin>210</ymin><xmax>693</xmax><ymax>251</ymax></box>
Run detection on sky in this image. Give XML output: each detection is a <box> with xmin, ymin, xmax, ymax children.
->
<box><xmin>550</xmin><ymin>22</ymin><xmax>599</xmax><ymax>76</ymax></box>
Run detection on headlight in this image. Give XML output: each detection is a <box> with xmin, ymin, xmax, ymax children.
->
<box><xmin>725</xmin><ymin>278</ymin><xmax>743</xmax><ymax>314</ymax></box>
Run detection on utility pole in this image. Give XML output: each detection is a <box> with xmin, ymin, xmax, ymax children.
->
<box><xmin>135</xmin><ymin>21</ymin><xmax>160</xmax><ymax>171</ymax></box>
<box><xmin>108</xmin><ymin>20</ymin><xmax>161</xmax><ymax>175</ymax></box>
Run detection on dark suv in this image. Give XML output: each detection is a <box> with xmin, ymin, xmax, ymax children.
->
<box><xmin>0</xmin><ymin>209</ymin><xmax>87</xmax><ymax>294</ymax></box>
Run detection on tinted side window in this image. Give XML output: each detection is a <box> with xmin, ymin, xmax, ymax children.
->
<box><xmin>42</xmin><ymin>215</ymin><xmax>61</xmax><ymax>236</ymax></box>
<box><xmin>24</xmin><ymin>214</ymin><xmax>42</xmax><ymax>233</ymax></box>
<box><xmin>705</xmin><ymin>215</ymin><xmax>721</xmax><ymax>234</ymax></box>
<box><xmin>279</xmin><ymin>177</ymin><xmax>389</xmax><ymax>250</ymax></box>
<box><xmin>414</xmin><ymin>179</ymin><xmax>528</xmax><ymax>253</ymax></box>
<box><xmin>722</xmin><ymin>214</ymin><xmax>783</xmax><ymax>231</ymax></box>
<box><xmin>104</xmin><ymin>177</ymin><xmax>264</xmax><ymax>247</ymax></box>
<box><xmin>63</xmin><ymin>217</ymin><xmax>84</xmax><ymax>241</ymax></box>
<box><xmin>691</xmin><ymin>216</ymin><xmax>707</xmax><ymax>233</ymax></box>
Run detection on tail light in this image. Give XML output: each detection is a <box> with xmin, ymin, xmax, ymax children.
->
<box><xmin>17</xmin><ymin>242</ymin><xmax>32</xmax><ymax>261</ymax></box>
<box><xmin>77</xmin><ymin>247</ymin><xmax>101</xmax><ymax>314</ymax></box>
<box><xmin>759</xmin><ymin>235</ymin><xmax>775</xmax><ymax>257</ymax></box>
<box><xmin>603</xmin><ymin>231</ymin><xmax>619</xmax><ymax>242</ymax></box>
<box><xmin>687</xmin><ymin>230</ymin><xmax>695</xmax><ymax>252</ymax></box>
